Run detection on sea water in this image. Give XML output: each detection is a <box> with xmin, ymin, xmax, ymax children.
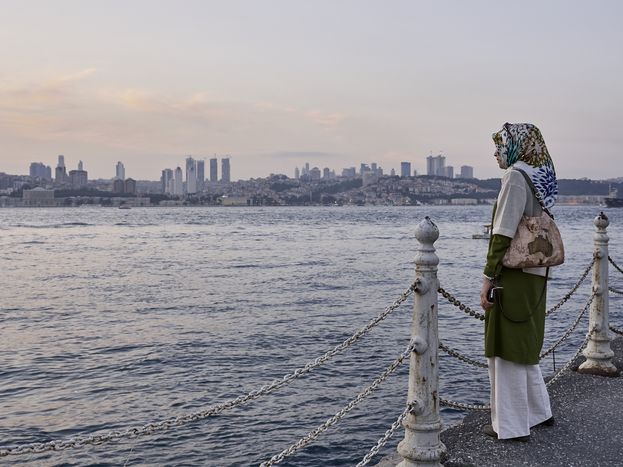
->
<box><xmin>0</xmin><ymin>205</ymin><xmax>620</xmax><ymax>466</ymax></box>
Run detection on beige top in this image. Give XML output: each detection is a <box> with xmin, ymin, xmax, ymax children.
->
<box><xmin>493</xmin><ymin>165</ymin><xmax>547</xmax><ymax>277</ymax></box>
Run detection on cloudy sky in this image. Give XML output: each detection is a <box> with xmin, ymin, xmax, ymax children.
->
<box><xmin>1</xmin><ymin>0</ymin><xmax>621</xmax><ymax>181</ymax></box>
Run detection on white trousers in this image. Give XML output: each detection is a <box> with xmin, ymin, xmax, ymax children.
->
<box><xmin>488</xmin><ymin>357</ymin><xmax>552</xmax><ymax>439</ymax></box>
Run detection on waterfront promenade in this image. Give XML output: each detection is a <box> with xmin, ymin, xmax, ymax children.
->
<box><xmin>379</xmin><ymin>337</ymin><xmax>623</xmax><ymax>467</ymax></box>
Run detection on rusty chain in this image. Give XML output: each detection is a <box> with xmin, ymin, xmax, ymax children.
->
<box><xmin>610</xmin><ymin>325</ymin><xmax>623</xmax><ymax>336</ymax></box>
<box><xmin>355</xmin><ymin>403</ymin><xmax>415</xmax><ymax>467</ymax></box>
<box><xmin>439</xmin><ymin>341</ymin><xmax>488</xmax><ymax>368</ymax></box>
<box><xmin>259</xmin><ymin>341</ymin><xmax>416</xmax><ymax>467</ymax></box>
<box><xmin>609</xmin><ymin>256</ymin><xmax>623</xmax><ymax>275</ymax></box>
<box><xmin>0</xmin><ymin>283</ymin><xmax>417</xmax><ymax>458</ymax></box>
<box><xmin>540</xmin><ymin>294</ymin><xmax>594</xmax><ymax>360</ymax></box>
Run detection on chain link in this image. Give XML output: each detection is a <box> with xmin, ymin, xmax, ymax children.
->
<box><xmin>355</xmin><ymin>403</ymin><xmax>415</xmax><ymax>467</ymax></box>
<box><xmin>259</xmin><ymin>341</ymin><xmax>416</xmax><ymax>467</ymax></box>
<box><xmin>439</xmin><ymin>341</ymin><xmax>488</xmax><ymax>368</ymax></box>
<box><xmin>609</xmin><ymin>286</ymin><xmax>623</xmax><ymax>295</ymax></box>
<box><xmin>546</xmin><ymin>330</ymin><xmax>593</xmax><ymax>387</ymax></box>
<box><xmin>438</xmin><ymin>287</ymin><xmax>486</xmax><ymax>321</ymax></box>
<box><xmin>610</xmin><ymin>325</ymin><xmax>623</xmax><ymax>336</ymax></box>
<box><xmin>609</xmin><ymin>256</ymin><xmax>623</xmax><ymax>276</ymax></box>
<box><xmin>546</xmin><ymin>257</ymin><xmax>595</xmax><ymax>317</ymax></box>
<box><xmin>0</xmin><ymin>284</ymin><xmax>417</xmax><ymax>458</ymax></box>
<box><xmin>540</xmin><ymin>294</ymin><xmax>594</xmax><ymax>360</ymax></box>
<box><xmin>440</xmin><ymin>398</ymin><xmax>490</xmax><ymax>411</ymax></box>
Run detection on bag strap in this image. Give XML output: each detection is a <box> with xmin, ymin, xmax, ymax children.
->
<box><xmin>512</xmin><ymin>168</ymin><xmax>555</xmax><ymax>220</ymax></box>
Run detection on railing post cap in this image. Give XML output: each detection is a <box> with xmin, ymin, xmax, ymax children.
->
<box><xmin>415</xmin><ymin>216</ymin><xmax>439</xmax><ymax>244</ymax></box>
<box><xmin>595</xmin><ymin>212</ymin><xmax>609</xmax><ymax>229</ymax></box>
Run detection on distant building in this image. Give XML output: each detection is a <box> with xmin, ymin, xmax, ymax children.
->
<box><xmin>22</xmin><ymin>187</ymin><xmax>56</xmax><ymax>207</ymax></box>
<box><xmin>294</xmin><ymin>167</ymin><xmax>300</xmax><ymax>179</ymax></box>
<box><xmin>460</xmin><ymin>165</ymin><xmax>474</xmax><ymax>179</ymax></box>
<box><xmin>444</xmin><ymin>166</ymin><xmax>454</xmax><ymax>179</ymax></box>
<box><xmin>323</xmin><ymin>167</ymin><xmax>331</xmax><ymax>179</ymax></box>
<box><xmin>69</xmin><ymin>170</ymin><xmax>88</xmax><ymax>188</ymax></box>
<box><xmin>54</xmin><ymin>155</ymin><xmax>67</xmax><ymax>185</ymax></box>
<box><xmin>124</xmin><ymin>178</ymin><xmax>136</xmax><ymax>195</ymax></box>
<box><xmin>309</xmin><ymin>167</ymin><xmax>321</xmax><ymax>180</ymax></box>
<box><xmin>174</xmin><ymin>167</ymin><xmax>184</xmax><ymax>195</ymax></box>
<box><xmin>209</xmin><ymin>158</ymin><xmax>218</xmax><ymax>182</ymax></box>
<box><xmin>221</xmin><ymin>157</ymin><xmax>231</xmax><ymax>183</ymax></box>
<box><xmin>161</xmin><ymin>169</ymin><xmax>174</xmax><ymax>194</ymax></box>
<box><xmin>220</xmin><ymin>195</ymin><xmax>250</xmax><ymax>206</ymax></box>
<box><xmin>426</xmin><ymin>155</ymin><xmax>446</xmax><ymax>176</ymax></box>
<box><xmin>113</xmin><ymin>178</ymin><xmax>125</xmax><ymax>194</ymax></box>
<box><xmin>400</xmin><ymin>162</ymin><xmax>411</xmax><ymax>178</ymax></box>
<box><xmin>186</xmin><ymin>156</ymin><xmax>197</xmax><ymax>194</ymax></box>
<box><xmin>360</xmin><ymin>163</ymin><xmax>370</xmax><ymax>175</ymax></box>
<box><xmin>116</xmin><ymin>161</ymin><xmax>125</xmax><ymax>180</ymax></box>
<box><xmin>390</xmin><ymin>168</ymin><xmax>396</xmax><ymax>177</ymax></box>
<box><xmin>342</xmin><ymin>167</ymin><xmax>356</xmax><ymax>178</ymax></box>
<box><xmin>30</xmin><ymin>162</ymin><xmax>52</xmax><ymax>180</ymax></box>
<box><xmin>197</xmin><ymin>159</ymin><xmax>205</xmax><ymax>191</ymax></box>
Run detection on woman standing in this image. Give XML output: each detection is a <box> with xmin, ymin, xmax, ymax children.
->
<box><xmin>479</xmin><ymin>123</ymin><xmax>558</xmax><ymax>441</ymax></box>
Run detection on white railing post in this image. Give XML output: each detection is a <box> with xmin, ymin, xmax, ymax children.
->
<box><xmin>578</xmin><ymin>212</ymin><xmax>619</xmax><ymax>376</ymax></box>
<box><xmin>397</xmin><ymin>217</ymin><xmax>446</xmax><ymax>467</ymax></box>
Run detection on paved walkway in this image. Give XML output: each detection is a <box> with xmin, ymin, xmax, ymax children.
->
<box><xmin>379</xmin><ymin>337</ymin><xmax>623</xmax><ymax>467</ymax></box>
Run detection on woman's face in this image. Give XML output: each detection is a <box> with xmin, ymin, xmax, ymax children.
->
<box><xmin>494</xmin><ymin>147</ymin><xmax>507</xmax><ymax>169</ymax></box>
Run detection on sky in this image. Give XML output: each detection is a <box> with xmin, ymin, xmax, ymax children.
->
<box><xmin>1</xmin><ymin>0</ymin><xmax>622</xmax><ymax>181</ymax></box>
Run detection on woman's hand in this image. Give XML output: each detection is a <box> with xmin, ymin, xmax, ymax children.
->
<box><xmin>480</xmin><ymin>278</ymin><xmax>494</xmax><ymax>310</ymax></box>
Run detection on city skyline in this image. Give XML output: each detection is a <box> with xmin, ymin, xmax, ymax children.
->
<box><xmin>1</xmin><ymin>1</ymin><xmax>622</xmax><ymax>180</ymax></box>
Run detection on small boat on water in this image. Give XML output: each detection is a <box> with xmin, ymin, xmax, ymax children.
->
<box><xmin>472</xmin><ymin>224</ymin><xmax>491</xmax><ymax>240</ymax></box>
<box><xmin>605</xmin><ymin>187</ymin><xmax>623</xmax><ymax>208</ymax></box>
<box><xmin>119</xmin><ymin>204</ymin><xmax>131</xmax><ymax>210</ymax></box>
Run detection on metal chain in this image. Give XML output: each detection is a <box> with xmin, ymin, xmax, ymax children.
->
<box><xmin>0</xmin><ymin>284</ymin><xmax>417</xmax><ymax>458</ymax></box>
<box><xmin>609</xmin><ymin>286</ymin><xmax>623</xmax><ymax>295</ymax></box>
<box><xmin>439</xmin><ymin>257</ymin><xmax>594</xmax><ymax>321</ymax></box>
<box><xmin>609</xmin><ymin>256</ymin><xmax>623</xmax><ymax>276</ymax></box>
<box><xmin>540</xmin><ymin>294</ymin><xmax>594</xmax><ymax>360</ymax></box>
<box><xmin>610</xmin><ymin>325</ymin><xmax>623</xmax><ymax>336</ymax></box>
<box><xmin>546</xmin><ymin>330</ymin><xmax>593</xmax><ymax>387</ymax></box>
<box><xmin>438</xmin><ymin>287</ymin><xmax>486</xmax><ymax>321</ymax></box>
<box><xmin>355</xmin><ymin>403</ymin><xmax>414</xmax><ymax>467</ymax></box>
<box><xmin>439</xmin><ymin>341</ymin><xmax>488</xmax><ymax>368</ymax></box>
<box><xmin>546</xmin><ymin>257</ymin><xmax>595</xmax><ymax>317</ymax></box>
<box><xmin>440</xmin><ymin>398</ymin><xmax>490</xmax><ymax>411</ymax></box>
<box><xmin>259</xmin><ymin>341</ymin><xmax>417</xmax><ymax>467</ymax></box>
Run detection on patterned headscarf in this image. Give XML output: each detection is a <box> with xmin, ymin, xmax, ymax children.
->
<box><xmin>492</xmin><ymin>122</ymin><xmax>558</xmax><ymax>208</ymax></box>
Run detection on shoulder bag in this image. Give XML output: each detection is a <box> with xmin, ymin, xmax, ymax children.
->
<box><xmin>501</xmin><ymin>169</ymin><xmax>565</xmax><ymax>269</ymax></box>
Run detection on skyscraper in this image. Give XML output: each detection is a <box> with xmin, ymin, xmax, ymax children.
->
<box><xmin>116</xmin><ymin>161</ymin><xmax>125</xmax><ymax>180</ymax></box>
<box><xmin>426</xmin><ymin>155</ymin><xmax>445</xmax><ymax>176</ymax></box>
<box><xmin>161</xmin><ymin>169</ymin><xmax>174</xmax><ymax>194</ymax></box>
<box><xmin>294</xmin><ymin>167</ymin><xmax>300</xmax><ymax>179</ymax></box>
<box><xmin>221</xmin><ymin>157</ymin><xmax>231</xmax><ymax>183</ymax></box>
<box><xmin>186</xmin><ymin>156</ymin><xmax>197</xmax><ymax>194</ymax></box>
<box><xmin>174</xmin><ymin>167</ymin><xmax>183</xmax><ymax>195</ymax></box>
<box><xmin>400</xmin><ymin>162</ymin><xmax>411</xmax><ymax>178</ymax></box>
<box><xmin>197</xmin><ymin>159</ymin><xmax>205</xmax><ymax>191</ymax></box>
<box><xmin>55</xmin><ymin>155</ymin><xmax>67</xmax><ymax>185</ymax></box>
<box><xmin>460</xmin><ymin>165</ymin><xmax>474</xmax><ymax>179</ymax></box>
<box><xmin>69</xmin><ymin>160</ymin><xmax>88</xmax><ymax>188</ymax></box>
<box><xmin>29</xmin><ymin>162</ymin><xmax>52</xmax><ymax>180</ymax></box>
<box><xmin>209</xmin><ymin>158</ymin><xmax>218</xmax><ymax>182</ymax></box>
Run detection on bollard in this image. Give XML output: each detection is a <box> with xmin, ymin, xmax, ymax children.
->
<box><xmin>578</xmin><ymin>212</ymin><xmax>620</xmax><ymax>376</ymax></box>
<box><xmin>397</xmin><ymin>217</ymin><xmax>446</xmax><ymax>467</ymax></box>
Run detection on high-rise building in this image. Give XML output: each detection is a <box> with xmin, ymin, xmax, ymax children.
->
<box><xmin>209</xmin><ymin>158</ymin><xmax>218</xmax><ymax>182</ymax></box>
<box><xmin>124</xmin><ymin>178</ymin><xmax>136</xmax><ymax>194</ymax></box>
<box><xmin>174</xmin><ymin>167</ymin><xmax>183</xmax><ymax>195</ymax></box>
<box><xmin>294</xmin><ymin>167</ymin><xmax>300</xmax><ymax>179</ymax></box>
<box><xmin>161</xmin><ymin>169</ymin><xmax>174</xmax><ymax>194</ymax></box>
<box><xmin>360</xmin><ymin>163</ymin><xmax>370</xmax><ymax>175</ymax></box>
<box><xmin>426</xmin><ymin>155</ymin><xmax>446</xmax><ymax>176</ymax></box>
<box><xmin>55</xmin><ymin>155</ymin><xmax>67</xmax><ymax>185</ymax></box>
<box><xmin>186</xmin><ymin>156</ymin><xmax>197</xmax><ymax>194</ymax></box>
<box><xmin>116</xmin><ymin>161</ymin><xmax>125</xmax><ymax>180</ymax></box>
<box><xmin>323</xmin><ymin>167</ymin><xmax>331</xmax><ymax>179</ymax></box>
<box><xmin>444</xmin><ymin>166</ymin><xmax>454</xmax><ymax>179</ymax></box>
<box><xmin>309</xmin><ymin>167</ymin><xmax>321</xmax><ymax>180</ymax></box>
<box><xmin>221</xmin><ymin>157</ymin><xmax>231</xmax><ymax>183</ymax></box>
<box><xmin>460</xmin><ymin>165</ymin><xmax>474</xmax><ymax>179</ymax></box>
<box><xmin>342</xmin><ymin>167</ymin><xmax>356</xmax><ymax>178</ymax></box>
<box><xmin>371</xmin><ymin>162</ymin><xmax>378</xmax><ymax>174</ymax></box>
<box><xmin>69</xmin><ymin>160</ymin><xmax>88</xmax><ymax>188</ymax></box>
<box><xmin>197</xmin><ymin>160</ymin><xmax>205</xmax><ymax>191</ymax></box>
<box><xmin>29</xmin><ymin>162</ymin><xmax>52</xmax><ymax>180</ymax></box>
<box><xmin>390</xmin><ymin>168</ymin><xmax>396</xmax><ymax>176</ymax></box>
<box><xmin>400</xmin><ymin>162</ymin><xmax>411</xmax><ymax>178</ymax></box>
